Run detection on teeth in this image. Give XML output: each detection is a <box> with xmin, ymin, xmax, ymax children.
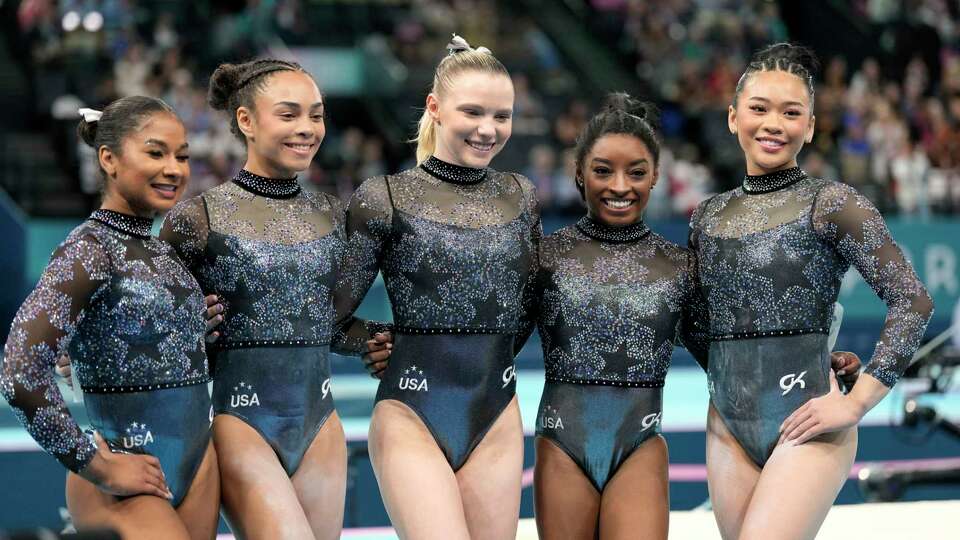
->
<box><xmin>287</xmin><ymin>143</ymin><xmax>312</xmax><ymax>150</ymax></box>
<box><xmin>153</xmin><ymin>185</ymin><xmax>177</xmax><ymax>192</ymax></box>
<box><xmin>467</xmin><ymin>141</ymin><xmax>494</xmax><ymax>151</ymax></box>
<box><xmin>604</xmin><ymin>199</ymin><xmax>634</xmax><ymax>209</ymax></box>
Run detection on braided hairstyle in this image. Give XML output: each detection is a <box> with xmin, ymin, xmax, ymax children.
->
<box><xmin>573</xmin><ymin>93</ymin><xmax>660</xmax><ymax>199</ymax></box>
<box><xmin>733</xmin><ymin>42</ymin><xmax>821</xmax><ymax>111</ymax></box>
<box><xmin>208</xmin><ymin>58</ymin><xmax>309</xmax><ymax>143</ymax></box>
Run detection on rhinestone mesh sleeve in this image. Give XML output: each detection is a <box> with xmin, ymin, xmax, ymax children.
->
<box><xmin>812</xmin><ymin>182</ymin><xmax>934</xmax><ymax>387</ymax></box>
<box><xmin>1</xmin><ymin>234</ymin><xmax>106</xmax><ymax>472</ymax></box>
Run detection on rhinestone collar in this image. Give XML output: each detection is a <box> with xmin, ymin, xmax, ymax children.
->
<box><xmin>233</xmin><ymin>169</ymin><xmax>301</xmax><ymax>198</ymax></box>
<box><xmin>575</xmin><ymin>216</ymin><xmax>650</xmax><ymax>244</ymax></box>
<box><xmin>742</xmin><ymin>167</ymin><xmax>806</xmax><ymax>194</ymax></box>
<box><xmin>421</xmin><ymin>155</ymin><xmax>487</xmax><ymax>185</ymax></box>
<box><xmin>90</xmin><ymin>209</ymin><xmax>153</xmax><ymax>238</ymax></box>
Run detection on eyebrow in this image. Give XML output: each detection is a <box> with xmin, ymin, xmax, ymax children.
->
<box><xmin>144</xmin><ymin>139</ymin><xmax>189</xmax><ymax>151</ymax></box>
<box><xmin>274</xmin><ymin>101</ymin><xmax>324</xmax><ymax>110</ymax></box>
<box><xmin>457</xmin><ymin>103</ymin><xmax>513</xmax><ymax>114</ymax></box>
<box><xmin>748</xmin><ymin>96</ymin><xmax>807</xmax><ymax>107</ymax></box>
<box><xmin>591</xmin><ymin>157</ymin><xmax>649</xmax><ymax>166</ymax></box>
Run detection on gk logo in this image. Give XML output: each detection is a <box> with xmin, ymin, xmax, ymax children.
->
<box><xmin>502</xmin><ymin>365</ymin><xmax>516</xmax><ymax>389</ymax></box>
<box><xmin>321</xmin><ymin>378</ymin><xmax>331</xmax><ymax>400</ymax></box>
<box><xmin>779</xmin><ymin>371</ymin><xmax>807</xmax><ymax>396</ymax></box>
<box><xmin>641</xmin><ymin>412</ymin><xmax>662</xmax><ymax>431</ymax></box>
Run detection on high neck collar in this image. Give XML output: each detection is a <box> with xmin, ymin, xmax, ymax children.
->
<box><xmin>575</xmin><ymin>215</ymin><xmax>650</xmax><ymax>244</ymax></box>
<box><xmin>742</xmin><ymin>166</ymin><xmax>806</xmax><ymax>194</ymax></box>
<box><xmin>232</xmin><ymin>169</ymin><xmax>301</xmax><ymax>198</ymax></box>
<box><xmin>90</xmin><ymin>209</ymin><xmax>153</xmax><ymax>238</ymax></box>
<box><xmin>420</xmin><ymin>155</ymin><xmax>488</xmax><ymax>185</ymax></box>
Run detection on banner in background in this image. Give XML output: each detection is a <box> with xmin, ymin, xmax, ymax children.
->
<box><xmin>840</xmin><ymin>221</ymin><xmax>958</xmax><ymax>325</ymax></box>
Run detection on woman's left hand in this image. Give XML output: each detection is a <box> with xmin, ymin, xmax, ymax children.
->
<box><xmin>779</xmin><ymin>370</ymin><xmax>863</xmax><ymax>445</ymax></box>
<box><xmin>204</xmin><ymin>294</ymin><xmax>225</xmax><ymax>343</ymax></box>
<box><xmin>830</xmin><ymin>351</ymin><xmax>861</xmax><ymax>391</ymax></box>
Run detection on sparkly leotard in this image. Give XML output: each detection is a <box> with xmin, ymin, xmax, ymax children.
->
<box><xmin>1</xmin><ymin>210</ymin><xmax>211</xmax><ymax>506</ymax></box>
<box><xmin>162</xmin><ymin>171</ymin><xmax>381</xmax><ymax>475</ymax></box>
<box><xmin>535</xmin><ymin>217</ymin><xmax>709</xmax><ymax>491</ymax></box>
<box><xmin>339</xmin><ymin>156</ymin><xmax>540</xmax><ymax>470</ymax></box>
<box><xmin>690</xmin><ymin>167</ymin><xmax>933</xmax><ymax>466</ymax></box>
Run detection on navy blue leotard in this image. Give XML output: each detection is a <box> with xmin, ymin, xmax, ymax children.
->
<box><xmin>340</xmin><ymin>156</ymin><xmax>541</xmax><ymax>470</ymax></box>
<box><xmin>1</xmin><ymin>210</ymin><xmax>211</xmax><ymax>506</ymax></box>
<box><xmin>162</xmin><ymin>170</ymin><xmax>381</xmax><ymax>475</ymax></box>
<box><xmin>535</xmin><ymin>217</ymin><xmax>708</xmax><ymax>491</ymax></box>
<box><xmin>690</xmin><ymin>167</ymin><xmax>933</xmax><ymax>466</ymax></box>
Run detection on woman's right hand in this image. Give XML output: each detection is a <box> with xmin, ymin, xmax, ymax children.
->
<box><xmin>363</xmin><ymin>331</ymin><xmax>393</xmax><ymax>379</ymax></box>
<box><xmin>80</xmin><ymin>431</ymin><xmax>172</xmax><ymax>499</ymax></box>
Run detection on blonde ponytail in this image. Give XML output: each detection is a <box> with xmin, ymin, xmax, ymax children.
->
<box><xmin>414</xmin><ymin>108</ymin><xmax>438</xmax><ymax>165</ymax></box>
<box><xmin>412</xmin><ymin>34</ymin><xmax>509</xmax><ymax>164</ymax></box>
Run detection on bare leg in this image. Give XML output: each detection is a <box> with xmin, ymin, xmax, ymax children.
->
<box><xmin>705</xmin><ymin>403</ymin><xmax>760</xmax><ymax>540</ymax></box>
<box><xmin>533</xmin><ymin>436</ymin><xmax>600</xmax><ymax>540</ymax></box>
<box><xmin>456</xmin><ymin>397</ymin><xmax>524</xmax><ymax>540</ymax></box>
<box><xmin>66</xmin><ymin>440</ymin><xmax>219</xmax><ymax>540</ymax></box>
<box><xmin>174</xmin><ymin>442</ymin><xmax>221</xmax><ymax>540</ymax></box>
<box><xmin>738</xmin><ymin>427</ymin><xmax>857</xmax><ymax>540</ymax></box>
<box><xmin>214</xmin><ymin>414</ymin><xmax>314</xmax><ymax>539</ymax></box>
<box><xmin>599</xmin><ymin>435</ymin><xmax>669</xmax><ymax>540</ymax></box>
<box><xmin>66</xmin><ymin>476</ymin><xmax>190</xmax><ymax>540</ymax></box>
<box><xmin>291</xmin><ymin>411</ymin><xmax>348</xmax><ymax>540</ymax></box>
<box><xmin>368</xmin><ymin>399</ymin><xmax>471</xmax><ymax>540</ymax></box>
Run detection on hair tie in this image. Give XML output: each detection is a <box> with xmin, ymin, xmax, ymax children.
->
<box><xmin>79</xmin><ymin>108</ymin><xmax>103</xmax><ymax>122</ymax></box>
<box><xmin>447</xmin><ymin>34</ymin><xmax>471</xmax><ymax>55</ymax></box>
<box><xmin>446</xmin><ymin>33</ymin><xmax>491</xmax><ymax>56</ymax></box>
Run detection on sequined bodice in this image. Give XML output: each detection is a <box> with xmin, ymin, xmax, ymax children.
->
<box><xmin>339</xmin><ymin>161</ymin><xmax>541</xmax><ymax>335</ymax></box>
<box><xmin>689</xmin><ymin>168</ymin><xmax>933</xmax><ymax>386</ymax></box>
<box><xmin>1</xmin><ymin>211</ymin><xmax>208</xmax><ymax>472</ymax></box>
<box><xmin>162</xmin><ymin>173</ymin><xmax>366</xmax><ymax>348</ymax></box>
<box><xmin>694</xmin><ymin>176</ymin><xmax>843</xmax><ymax>336</ymax></box>
<box><xmin>68</xmin><ymin>224</ymin><xmax>208</xmax><ymax>388</ymax></box>
<box><xmin>538</xmin><ymin>219</ymin><xmax>705</xmax><ymax>386</ymax></box>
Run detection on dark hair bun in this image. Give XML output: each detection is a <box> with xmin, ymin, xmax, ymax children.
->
<box><xmin>753</xmin><ymin>42</ymin><xmax>821</xmax><ymax>77</ymax></box>
<box><xmin>208</xmin><ymin>63</ymin><xmax>244</xmax><ymax>111</ymax></box>
<box><xmin>601</xmin><ymin>92</ymin><xmax>660</xmax><ymax>130</ymax></box>
<box><xmin>77</xmin><ymin>119</ymin><xmax>99</xmax><ymax>148</ymax></box>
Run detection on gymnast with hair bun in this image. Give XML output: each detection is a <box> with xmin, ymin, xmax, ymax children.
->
<box><xmin>691</xmin><ymin>42</ymin><xmax>933</xmax><ymax>539</ymax></box>
<box><xmin>1</xmin><ymin>96</ymin><xmax>220</xmax><ymax>539</ymax></box>
<box><xmin>161</xmin><ymin>58</ymin><xmax>390</xmax><ymax>539</ymax></box>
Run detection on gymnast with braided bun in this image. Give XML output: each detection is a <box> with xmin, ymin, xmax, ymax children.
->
<box><xmin>161</xmin><ymin>58</ymin><xmax>391</xmax><ymax>539</ymax></box>
<box><xmin>690</xmin><ymin>42</ymin><xmax>933</xmax><ymax>539</ymax></box>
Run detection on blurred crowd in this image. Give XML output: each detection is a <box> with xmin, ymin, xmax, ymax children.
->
<box><xmin>8</xmin><ymin>0</ymin><xmax>960</xmax><ymax>218</ymax></box>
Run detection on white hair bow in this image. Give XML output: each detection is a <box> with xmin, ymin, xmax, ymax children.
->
<box><xmin>78</xmin><ymin>108</ymin><xmax>103</xmax><ymax>122</ymax></box>
<box><xmin>447</xmin><ymin>33</ymin><xmax>491</xmax><ymax>55</ymax></box>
